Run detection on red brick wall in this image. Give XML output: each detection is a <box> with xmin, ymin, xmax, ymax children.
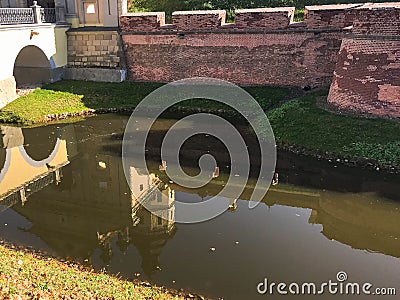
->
<box><xmin>121</xmin><ymin>32</ymin><xmax>343</xmax><ymax>87</ymax></box>
<box><xmin>120</xmin><ymin>7</ymin><xmax>348</xmax><ymax>87</ymax></box>
<box><xmin>328</xmin><ymin>4</ymin><xmax>400</xmax><ymax>118</ymax></box>
<box><xmin>119</xmin><ymin>3</ymin><xmax>400</xmax><ymax>120</ymax></box>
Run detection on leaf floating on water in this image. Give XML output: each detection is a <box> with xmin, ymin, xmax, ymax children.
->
<box><xmin>209</xmin><ymin>247</ymin><xmax>216</xmax><ymax>252</ymax></box>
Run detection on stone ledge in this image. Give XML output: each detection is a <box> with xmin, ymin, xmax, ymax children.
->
<box><xmin>64</xmin><ymin>67</ymin><xmax>126</xmax><ymax>82</ymax></box>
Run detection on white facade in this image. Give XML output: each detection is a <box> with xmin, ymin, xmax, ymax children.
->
<box><xmin>65</xmin><ymin>0</ymin><xmax>127</xmax><ymax>27</ymax></box>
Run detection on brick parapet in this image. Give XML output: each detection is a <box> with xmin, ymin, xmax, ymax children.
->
<box><xmin>120</xmin><ymin>3</ymin><xmax>400</xmax><ymax>33</ymax></box>
<box><xmin>120</xmin><ymin>6</ymin><xmax>347</xmax><ymax>33</ymax></box>
<box><xmin>351</xmin><ymin>3</ymin><xmax>400</xmax><ymax>36</ymax></box>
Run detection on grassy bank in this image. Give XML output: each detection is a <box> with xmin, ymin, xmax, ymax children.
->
<box><xmin>267</xmin><ymin>90</ymin><xmax>400</xmax><ymax>168</ymax></box>
<box><xmin>0</xmin><ymin>243</ymin><xmax>186</xmax><ymax>299</ymax></box>
<box><xmin>0</xmin><ymin>81</ymin><xmax>292</xmax><ymax>125</ymax></box>
<box><xmin>0</xmin><ymin>81</ymin><xmax>163</xmax><ymax>125</ymax></box>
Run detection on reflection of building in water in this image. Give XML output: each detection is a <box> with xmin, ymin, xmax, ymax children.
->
<box><xmin>0</xmin><ymin>125</ymin><xmax>75</xmax><ymax>211</ymax></box>
<box><xmin>4</xmin><ymin>116</ymin><xmax>399</xmax><ymax>275</ymax></box>
<box><xmin>129</xmin><ymin>165</ymin><xmax>176</xmax><ymax>276</ymax></box>
<box><xmin>2</xmin><ymin>118</ymin><xmax>176</xmax><ymax>275</ymax></box>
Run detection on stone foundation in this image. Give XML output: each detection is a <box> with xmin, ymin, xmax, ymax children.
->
<box><xmin>0</xmin><ymin>76</ymin><xmax>17</xmax><ymax>108</ymax></box>
<box><xmin>64</xmin><ymin>67</ymin><xmax>126</xmax><ymax>82</ymax></box>
<box><xmin>66</xmin><ymin>29</ymin><xmax>126</xmax><ymax>83</ymax></box>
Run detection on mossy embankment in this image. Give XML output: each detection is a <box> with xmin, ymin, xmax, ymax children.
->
<box><xmin>266</xmin><ymin>90</ymin><xmax>400</xmax><ymax>171</ymax></box>
<box><xmin>0</xmin><ymin>242</ymin><xmax>198</xmax><ymax>299</ymax></box>
<box><xmin>0</xmin><ymin>80</ymin><xmax>399</xmax><ymax>171</ymax></box>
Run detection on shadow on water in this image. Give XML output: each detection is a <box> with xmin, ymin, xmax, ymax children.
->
<box><xmin>0</xmin><ymin>114</ymin><xmax>399</xmax><ymax>299</ymax></box>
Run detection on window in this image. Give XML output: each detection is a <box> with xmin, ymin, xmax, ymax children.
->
<box><xmin>139</xmin><ymin>184</ymin><xmax>144</xmax><ymax>191</ymax></box>
<box><xmin>86</xmin><ymin>4</ymin><xmax>95</xmax><ymax>14</ymax></box>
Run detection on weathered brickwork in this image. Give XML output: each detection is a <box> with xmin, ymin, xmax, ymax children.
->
<box><xmin>120</xmin><ymin>12</ymin><xmax>166</xmax><ymax>32</ymax></box>
<box><xmin>328</xmin><ymin>4</ymin><xmax>400</xmax><ymax>118</ymax></box>
<box><xmin>352</xmin><ymin>4</ymin><xmax>400</xmax><ymax>36</ymax></box>
<box><xmin>120</xmin><ymin>6</ymin><xmax>348</xmax><ymax>87</ymax></box>
<box><xmin>121</xmin><ymin>32</ymin><xmax>343</xmax><ymax>87</ymax></box>
<box><xmin>232</xmin><ymin>7</ymin><xmax>294</xmax><ymax>30</ymax></box>
<box><xmin>67</xmin><ymin>30</ymin><xmax>124</xmax><ymax>68</ymax></box>
<box><xmin>172</xmin><ymin>10</ymin><xmax>226</xmax><ymax>30</ymax></box>
<box><xmin>119</xmin><ymin>3</ymin><xmax>399</xmax><ymax>118</ymax></box>
<box><xmin>304</xmin><ymin>4</ymin><xmax>360</xmax><ymax>29</ymax></box>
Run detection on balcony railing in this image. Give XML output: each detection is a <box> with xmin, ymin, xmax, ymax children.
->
<box><xmin>40</xmin><ymin>8</ymin><xmax>56</xmax><ymax>23</ymax></box>
<box><xmin>0</xmin><ymin>6</ymin><xmax>57</xmax><ymax>25</ymax></box>
<box><xmin>0</xmin><ymin>8</ymin><xmax>35</xmax><ymax>25</ymax></box>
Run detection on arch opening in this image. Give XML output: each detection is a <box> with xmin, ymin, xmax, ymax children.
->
<box><xmin>13</xmin><ymin>45</ymin><xmax>51</xmax><ymax>88</ymax></box>
<box><xmin>22</xmin><ymin>127</ymin><xmax>59</xmax><ymax>162</ymax></box>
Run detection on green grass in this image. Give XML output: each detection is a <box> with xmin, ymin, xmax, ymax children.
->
<box><xmin>47</xmin><ymin>80</ymin><xmax>164</xmax><ymax>108</ymax></box>
<box><xmin>178</xmin><ymin>85</ymin><xmax>293</xmax><ymax>111</ymax></box>
<box><xmin>0</xmin><ymin>80</ymin><xmax>292</xmax><ymax>125</ymax></box>
<box><xmin>0</xmin><ymin>89</ymin><xmax>87</xmax><ymax>124</ymax></box>
<box><xmin>0</xmin><ymin>244</ymin><xmax>183</xmax><ymax>299</ymax></box>
<box><xmin>267</xmin><ymin>90</ymin><xmax>400</xmax><ymax>167</ymax></box>
<box><xmin>0</xmin><ymin>81</ymin><xmax>163</xmax><ymax>125</ymax></box>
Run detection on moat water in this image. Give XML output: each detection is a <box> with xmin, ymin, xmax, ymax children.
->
<box><xmin>0</xmin><ymin>114</ymin><xmax>399</xmax><ymax>299</ymax></box>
